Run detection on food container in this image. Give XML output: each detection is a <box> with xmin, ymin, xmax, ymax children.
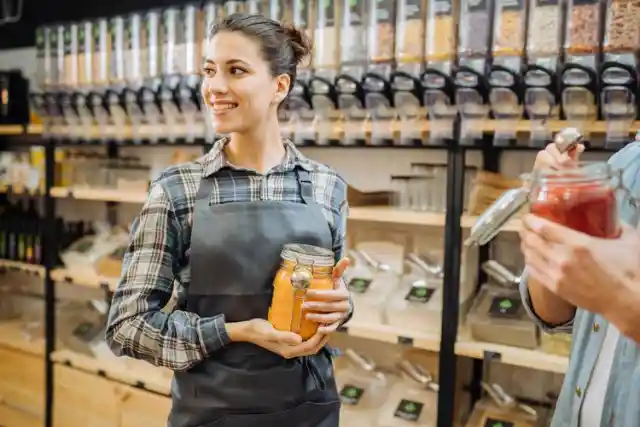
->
<box><xmin>35</xmin><ymin>27</ymin><xmax>50</xmax><ymax>89</ymax></box>
<box><xmin>314</xmin><ymin>0</ymin><xmax>339</xmax><ymax>72</ymax></box>
<box><xmin>465</xmin><ymin>394</ymin><xmax>537</xmax><ymax>427</ymax></box>
<box><xmin>527</xmin><ymin>0</ymin><xmax>564</xmax><ymax>58</ymax></box>
<box><xmin>529</xmin><ymin>161</ymin><xmax>638</xmax><ymax>237</ymax></box>
<box><xmin>492</xmin><ymin>0</ymin><xmax>526</xmax><ymax>58</ymax></box>
<box><xmin>395</xmin><ymin>0</ymin><xmax>426</xmax><ymax>68</ymax></box>
<box><xmin>109</xmin><ymin>16</ymin><xmax>126</xmax><ymax>86</ymax></box>
<box><xmin>268</xmin><ymin>244</ymin><xmax>336</xmax><ymax>340</ymax></box>
<box><xmin>340</xmin><ymin>0</ymin><xmax>368</xmax><ymax>68</ymax></box>
<box><xmin>458</xmin><ymin>0</ymin><xmax>493</xmax><ymax>59</ymax></box>
<box><xmin>565</xmin><ymin>0</ymin><xmax>602</xmax><ymax>55</ymax></box>
<box><xmin>335</xmin><ymin>349</ymin><xmax>394</xmax><ymax>427</ymax></box>
<box><xmin>367</xmin><ymin>0</ymin><xmax>397</xmax><ymax>66</ymax></box>
<box><xmin>603</xmin><ymin>0</ymin><xmax>640</xmax><ymax>52</ymax></box>
<box><xmin>467</xmin><ymin>285</ymin><xmax>539</xmax><ymax>349</ymax></box>
<box><xmin>540</xmin><ymin>332</ymin><xmax>572</xmax><ymax>357</ymax></box>
<box><xmin>93</xmin><ymin>18</ymin><xmax>110</xmax><ymax>87</ymax></box>
<box><xmin>376</xmin><ymin>360</ymin><xmax>439</xmax><ymax>427</ymax></box>
<box><xmin>425</xmin><ymin>0</ymin><xmax>455</xmax><ymax>63</ymax></box>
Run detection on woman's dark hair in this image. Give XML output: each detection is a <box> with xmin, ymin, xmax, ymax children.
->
<box><xmin>208</xmin><ymin>13</ymin><xmax>312</xmax><ymax>92</ymax></box>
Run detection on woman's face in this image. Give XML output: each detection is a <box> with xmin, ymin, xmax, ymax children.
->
<box><xmin>201</xmin><ymin>31</ymin><xmax>288</xmax><ymax>134</ymax></box>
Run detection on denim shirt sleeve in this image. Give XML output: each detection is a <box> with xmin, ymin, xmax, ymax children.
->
<box><xmin>519</xmin><ymin>269</ymin><xmax>575</xmax><ymax>334</ymax></box>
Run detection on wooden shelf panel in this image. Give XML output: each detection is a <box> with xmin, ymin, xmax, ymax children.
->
<box><xmin>0</xmin><ymin>259</ymin><xmax>45</xmax><ymax>277</ymax></box>
<box><xmin>0</xmin><ymin>321</ymin><xmax>45</xmax><ymax>356</ymax></box>
<box><xmin>51</xmin><ymin>350</ymin><xmax>172</xmax><ymax>396</ymax></box>
<box><xmin>50</xmin><ymin>187</ymin><xmax>147</xmax><ymax>203</ymax></box>
<box><xmin>50</xmin><ymin>268</ymin><xmax>118</xmax><ymax>291</ymax></box>
<box><xmin>455</xmin><ymin>336</ymin><xmax>569</xmax><ymax>374</ymax></box>
<box><xmin>0</xmin><ymin>125</ymin><xmax>42</xmax><ymax>135</ymax></box>
<box><xmin>339</xmin><ymin>321</ymin><xmax>441</xmax><ymax>352</ymax></box>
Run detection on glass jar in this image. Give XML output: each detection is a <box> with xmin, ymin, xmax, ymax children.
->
<box><xmin>269</xmin><ymin>243</ymin><xmax>335</xmax><ymax>340</ymax></box>
<box><xmin>528</xmin><ymin>162</ymin><xmax>637</xmax><ymax>238</ymax></box>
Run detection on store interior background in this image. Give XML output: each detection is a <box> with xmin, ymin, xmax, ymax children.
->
<box><xmin>0</xmin><ymin>0</ymin><xmax>623</xmax><ymax>426</ymax></box>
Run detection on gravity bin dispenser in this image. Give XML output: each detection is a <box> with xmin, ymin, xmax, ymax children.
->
<box><xmin>421</xmin><ymin>0</ymin><xmax>457</xmax><ymax>145</ymax></box>
<box><xmin>560</xmin><ymin>0</ymin><xmax>602</xmax><ymax>140</ymax></box>
<box><xmin>310</xmin><ymin>0</ymin><xmax>342</xmax><ymax>145</ymax></box>
<box><xmin>489</xmin><ymin>0</ymin><xmax>526</xmax><ymax>147</ymax></box>
<box><xmin>335</xmin><ymin>0</ymin><xmax>369</xmax><ymax>146</ymax></box>
<box><xmin>599</xmin><ymin>0</ymin><xmax>640</xmax><ymax>150</ymax></box>
<box><xmin>390</xmin><ymin>0</ymin><xmax>427</xmax><ymax>146</ymax></box>
<box><xmin>363</xmin><ymin>0</ymin><xmax>397</xmax><ymax>145</ymax></box>
<box><xmin>454</xmin><ymin>0</ymin><xmax>494</xmax><ymax>146</ymax></box>
<box><xmin>523</xmin><ymin>0</ymin><xmax>564</xmax><ymax>147</ymax></box>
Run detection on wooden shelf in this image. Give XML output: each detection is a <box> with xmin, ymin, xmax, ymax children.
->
<box><xmin>51</xmin><ymin>350</ymin><xmax>172</xmax><ymax>396</ymax></box>
<box><xmin>0</xmin><ymin>125</ymin><xmax>43</xmax><ymax>135</ymax></box>
<box><xmin>51</xmin><ymin>187</ymin><xmax>148</xmax><ymax>203</ymax></box>
<box><xmin>50</xmin><ymin>268</ymin><xmax>118</xmax><ymax>291</ymax></box>
<box><xmin>339</xmin><ymin>321</ymin><xmax>441</xmax><ymax>352</ymax></box>
<box><xmin>0</xmin><ymin>320</ymin><xmax>45</xmax><ymax>356</ymax></box>
<box><xmin>455</xmin><ymin>336</ymin><xmax>569</xmax><ymax>374</ymax></box>
<box><xmin>0</xmin><ymin>259</ymin><xmax>45</xmax><ymax>276</ymax></box>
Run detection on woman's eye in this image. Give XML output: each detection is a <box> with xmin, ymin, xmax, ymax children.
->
<box><xmin>203</xmin><ymin>67</ymin><xmax>215</xmax><ymax>77</ymax></box>
<box><xmin>230</xmin><ymin>67</ymin><xmax>246</xmax><ymax>76</ymax></box>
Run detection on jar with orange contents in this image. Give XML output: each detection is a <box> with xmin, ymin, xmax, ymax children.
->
<box><xmin>527</xmin><ymin>162</ymin><xmax>638</xmax><ymax>237</ymax></box>
<box><xmin>268</xmin><ymin>243</ymin><xmax>335</xmax><ymax>340</ymax></box>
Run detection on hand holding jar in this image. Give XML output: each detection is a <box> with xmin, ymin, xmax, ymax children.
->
<box><xmin>303</xmin><ymin>258</ymin><xmax>353</xmax><ymax>333</ymax></box>
<box><xmin>519</xmin><ymin>214</ymin><xmax>640</xmax><ymax>321</ymax></box>
<box><xmin>533</xmin><ymin>140</ymin><xmax>585</xmax><ymax>171</ymax></box>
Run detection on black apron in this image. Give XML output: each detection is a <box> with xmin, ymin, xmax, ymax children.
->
<box><xmin>169</xmin><ymin>168</ymin><xmax>341</xmax><ymax>427</ymax></box>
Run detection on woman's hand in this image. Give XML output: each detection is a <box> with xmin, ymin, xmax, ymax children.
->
<box><xmin>304</xmin><ymin>258</ymin><xmax>352</xmax><ymax>333</ymax></box>
<box><xmin>226</xmin><ymin>319</ymin><xmax>328</xmax><ymax>359</ymax></box>
<box><xmin>533</xmin><ymin>141</ymin><xmax>584</xmax><ymax>171</ymax></box>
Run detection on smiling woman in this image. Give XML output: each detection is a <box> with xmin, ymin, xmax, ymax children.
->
<box><xmin>105</xmin><ymin>12</ymin><xmax>352</xmax><ymax>427</ymax></box>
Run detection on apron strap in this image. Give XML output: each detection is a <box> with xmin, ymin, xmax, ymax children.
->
<box><xmin>296</xmin><ymin>169</ymin><xmax>315</xmax><ymax>205</ymax></box>
<box><xmin>196</xmin><ymin>175</ymin><xmax>217</xmax><ymax>201</ymax></box>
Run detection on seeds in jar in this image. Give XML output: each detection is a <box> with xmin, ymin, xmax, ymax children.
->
<box><xmin>426</xmin><ymin>0</ymin><xmax>455</xmax><ymax>61</ymax></box>
<box><xmin>604</xmin><ymin>0</ymin><xmax>640</xmax><ymax>52</ymax></box>
<box><xmin>494</xmin><ymin>10</ymin><xmax>525</xmax><ymax>55</ymax></box>
<box><xmin>396</xmin><ymin>0</ymin><xmax>425</xmax><ymax>63</ymax></box>
<box><xmin>567</xmin><ymin>4</ymin><xmax>601</xmax><ymax>53</ymax></box>
<box><xmin>527</xmin><ymin>5</ymin><xmax>562</xmax><ymax>56</ymax></box>
<box><xmin>459</xmin><ymin>11</ymin><xmax>490</xmax><ymax>55</ymax></box>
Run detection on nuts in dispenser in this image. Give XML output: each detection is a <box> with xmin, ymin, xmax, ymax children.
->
<box><xmin>493</xmin><ymin>0</ymin><xmax>526</xmax><ymax>56</ymax></box>
<box><xmin>567</xmin><ymin>1</ymin><xmax>602</xmax><ymax>54</ymax></box>
<box><xmin>425</xmin><ymin>0</ymin><xmax>456</xmax><ymax>61</ymax></box>
<box><xmin>268</xmin><ymin>244</ymin><xmax>336</xmax><ymax>340</ymax></box>
<box><xmin>603</xmin><ymin>0</ymin><xmax>640</xmax><ymax>52</ymax></box>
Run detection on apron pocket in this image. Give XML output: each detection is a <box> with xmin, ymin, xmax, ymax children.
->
<box><xmin>204</xmin><ymin>400</ymin><xmax>341</xmax><ymax>427</ymax></box>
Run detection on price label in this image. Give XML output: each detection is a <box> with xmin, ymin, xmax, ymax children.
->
<box><xmin>394</xmin><ymin>399</ymin><xmax>424</xmax><ymax>421</ymax></box>
<box><xmin>339</xmin><ymin>385</ymin><xmax>365</xmax><ymax>405</ymax></box>
<box><xmin>488</xmin><ymin>296</ymin><xmax>522</xmax><ymax>318</ymax></box>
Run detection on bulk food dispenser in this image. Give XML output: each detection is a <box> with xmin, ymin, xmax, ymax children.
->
<box><xmin>335</xmin><ymin>0</ymin><xmax>369</xmax><ymax>145</ymax></box>
<box><xmin>285</xmin><ymin>0</ymin><xmax>316</xmax><ymax>145</ymax></box>
<box><xmin>32</xmin><ymin>26</ymin><xmax>53</xmax><ymax>136</ymax></box>
<box><xmin>310</xmin><ymin>0</ymin><xmax>341</xmax><ymax>145</ymax></box>
<box><xmin>560</xmin><ymin>0</ymin><xmax>603</xmax><ymax>136</ymax></box>
<box><xmin>489</xmin><ymin>0</ymin><xmax>526</xmax><ymax>146</ymax></box>
<box><xmin>599</xmin><ymin>0</ymin><xmax>640</xmax><ymax>149</ymax></box>
<box><xmin>421</xmin><ymin>0</ymin><xmax>457</xmax><ymax>144</ymax></box>
<box><xmin>454</xmin><ymin>0</ymin><xmax>493</xmax><ymax>145</ymax></box>
<box><xmin>56</xmin><ymin>23</ymin><xmax>80</xmax><ymax>140</ymax></box>
<box><xmin>523</xmin><ymin>0</ymin><xmax>564</xmax><ymax>147</ymax></box>
<box><xmin>391</xmin><ymin>0</ymin><xmax>427</xmax><ymax>145</ymax></box>
<box><xmin>364</xmin><ymin>0</ymin><xmax>397</xmax><ymax>145</ymax></box>
<box><xmin>121</xmin><ymin>12</ymin><xmax>147</xmax><ymax>143</ymax></box>
<box><xmin>71</xmin><ymin>21</ymin><xmax>96</xmax><ymax>140</ymax></box>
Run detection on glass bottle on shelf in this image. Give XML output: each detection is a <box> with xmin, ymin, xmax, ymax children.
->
<box><xmin>376</xmin><ymin>360</ymin><xmax>439</xmax><ymax>427</ymax></box>
<box><xmin>335</xmin><ymin>349</ymin><xmax>394</xmax><ymax>427</ymax></box>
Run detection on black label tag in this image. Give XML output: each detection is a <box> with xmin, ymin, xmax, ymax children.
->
<box><xmin>376</xmin><ymin>0</ymin><xmax>395</xmax><ymax>23</ymax></box>
<box><xmin>501</xmin><ymin>0</ymin><xmax>523</xmax><ymax>11</ymax></box>
<box><xmin>433</xmin><ymin>0</ymin><xmax>453</xmax><ymax>15</ymax></box>
<box><xmin>536</xmin><ymin>0</ymin><xmax>559</xmax><ymax>5</ymax></box>
<box><xmin>484</xmin><ymin>418</ymin><xmax>515</xmax><ymax>427</ymax></box>
<box><xmin>394</xmin><ymin>399</ymin><xmax>424</xmax><ymax>421</ymax></box>
<box><xmin>405</xmin><ymin>286</ymin><xmax>436</xmax><ymax>303</ymax></box>
<box><xmin>488</xmin><ymin>296</ymin><xmax>521</xmax><ymax>318</ymax></box>
<box><xmin>348</xmin><ymin>277</ymin><xmax>372</xmax><ymax>294</ymax></box>
<box><xmin>339</xmin><ymin>385</ymin><xmax>365</xmax><ymax>404</ymax></box>
<box><xmin>467</xmin><ymin>0</ymin><xmax>488</xmax><ymax>13</ymax></box>
<box><xmin>572</xmin><ymin>0</ymin><xmax>597</xmax><ymax>5</ymax></box>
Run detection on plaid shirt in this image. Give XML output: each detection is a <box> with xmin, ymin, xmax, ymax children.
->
<box><xmin>105</xmin><ymin>138</ymin><xmax>349</xmax><ymax>371</ymax></box>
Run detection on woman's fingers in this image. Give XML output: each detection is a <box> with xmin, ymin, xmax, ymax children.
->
<box><xmin>303</xmin><ymin>300</ymin><xmax>350</xmax><ymax>313</ymax></box>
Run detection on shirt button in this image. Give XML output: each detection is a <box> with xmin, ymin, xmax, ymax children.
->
<box><xmin>576</xmin><ymin>386</ymin><xmax>583</xmax><ymax>397</ymax></box>
<box><xmin>593</xmin><ymin>322</ymin><xmax>600</xmax><ymax>332</ymax></box>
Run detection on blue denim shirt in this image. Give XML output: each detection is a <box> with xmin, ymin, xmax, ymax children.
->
<box><xmin>520</xmin><ymin>142</ymin><xmax>640</xmax><ymax>427</ymax></box>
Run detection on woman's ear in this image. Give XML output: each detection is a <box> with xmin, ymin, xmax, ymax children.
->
<box><xmin>273</xmin><ymin>74</ymin><xmax>291</xmax><ymax>104</ymax></box>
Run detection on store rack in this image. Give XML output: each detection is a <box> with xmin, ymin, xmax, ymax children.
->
<box><xmin>0</xmin><ymin>119</ymin><xmax>623</xmax><ymax>427</ymax></box>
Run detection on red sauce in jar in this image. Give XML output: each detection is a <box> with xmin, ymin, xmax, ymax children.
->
<box><xmin>530</xmin><ymin>179</ymin><xmax>619</xmax><ymax>238</ymax></box>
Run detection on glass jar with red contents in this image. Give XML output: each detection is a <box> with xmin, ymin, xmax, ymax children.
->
<box><xmin>527</xmin><ymin>162</ymin><xmax>638</xmax><ymax>238</ymax></box>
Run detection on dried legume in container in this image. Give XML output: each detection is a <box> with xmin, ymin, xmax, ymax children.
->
<box><xmin>396</xmin><ymin>0</ymin><xmax>426</xmax><ymax>63</ymax></box>
<box><xmin>526</xmin><ymin>0</ymin><xmax>563</xmax><ymax>57</ymax></box>
<box><xmin>565</xmin><ymin>0</ymin><xmax>602</xmax><ymax>54</ymax></box>
<box><xmin>426</xmin><ymin>0</ymin><xmax>456</xmax><ymax>61</ymax></box>
<box><xmin>492</xmin><ymin>0</ymin><xmax>526</xmax><ymax>56</ymax></box>
<box><xmin>368</xmin><ymin>0</ymin><xmax>397</xmax><ymax>62</ymax></box>
<box><xmin>603</xmin><ymin>0</ymin><xmax>640</xmax><ymax>52</ymax></box>
<box><xmin>341</xmin><ymin>0</ymin><xmax>368</xmax><ymax>64</ymax></box>
<box><xmin>458</xmin><ymin>0</ymin><xmax>493</xmax><ymax>56</ymax></box>
<box><xmin>315</xmin><ymin>0</ymin><xmax>339</xmax><ymax>68</ymax></box>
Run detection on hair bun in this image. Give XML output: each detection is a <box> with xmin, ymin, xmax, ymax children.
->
<box><xmin>282</xmin><ymin>24</ymin><xmax>312</xmax><ymax>65</ymax></box>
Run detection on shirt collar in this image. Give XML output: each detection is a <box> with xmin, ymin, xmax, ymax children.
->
<box><xmin>200</xmin><ymin>137</ymin><xmax>313</xmax><ymax>178</ymax></box>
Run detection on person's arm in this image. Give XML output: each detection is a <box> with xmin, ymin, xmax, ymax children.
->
<box><xmin>105</xmin><ymin>180</ymin><xmax>229</xmax><ymax>371</ymax></box>
<box><xmin>330</xmin><ymin>177</ymin><xmax>353</xmax><ymax>325</ymax></box>
<box><xmin>520</xmin><ymin>271</ymin><xmax>576</xmax><ymax>332</ymax></box>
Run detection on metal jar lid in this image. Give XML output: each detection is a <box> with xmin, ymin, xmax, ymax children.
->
<box><xmin>281</xmin><ymin>243</ymin><xmax>335</xmax><ymax>267</ymax></box>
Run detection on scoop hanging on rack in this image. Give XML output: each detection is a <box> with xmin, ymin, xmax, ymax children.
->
<box><xmin>464</xmin><ymin>127</ymin><xmax>585</xmax><ymax>247</ymax></box>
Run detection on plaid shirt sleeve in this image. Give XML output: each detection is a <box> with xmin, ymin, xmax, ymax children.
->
<box><xmin>105</xmin><ymin>179</ymin><xmax>229</xmax><ymax>371</ymax></box>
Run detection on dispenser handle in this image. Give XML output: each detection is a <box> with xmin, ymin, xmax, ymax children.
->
<box><xmin>356</xmin><ymin>249</ymin><xmax>391</xmax><ymax>272</ymax></box>
<box><xmin>481</xmin><ymin>260</ymin><xmax>519</xmax><ymax>286</ymax></box>
<box><xmin>406</xmin><ymin>253</ymin><xmax>444</xmax><ymax>278</ymax></box>
<box><xmin>344</xmin><ymin>348</ymin><xmax>376</xmax><ymax>372</ymax></box>
<box><xmin>399</xmin><ymin>360</ymin><xmax>432</xmax><ymax>386</ymax></box>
